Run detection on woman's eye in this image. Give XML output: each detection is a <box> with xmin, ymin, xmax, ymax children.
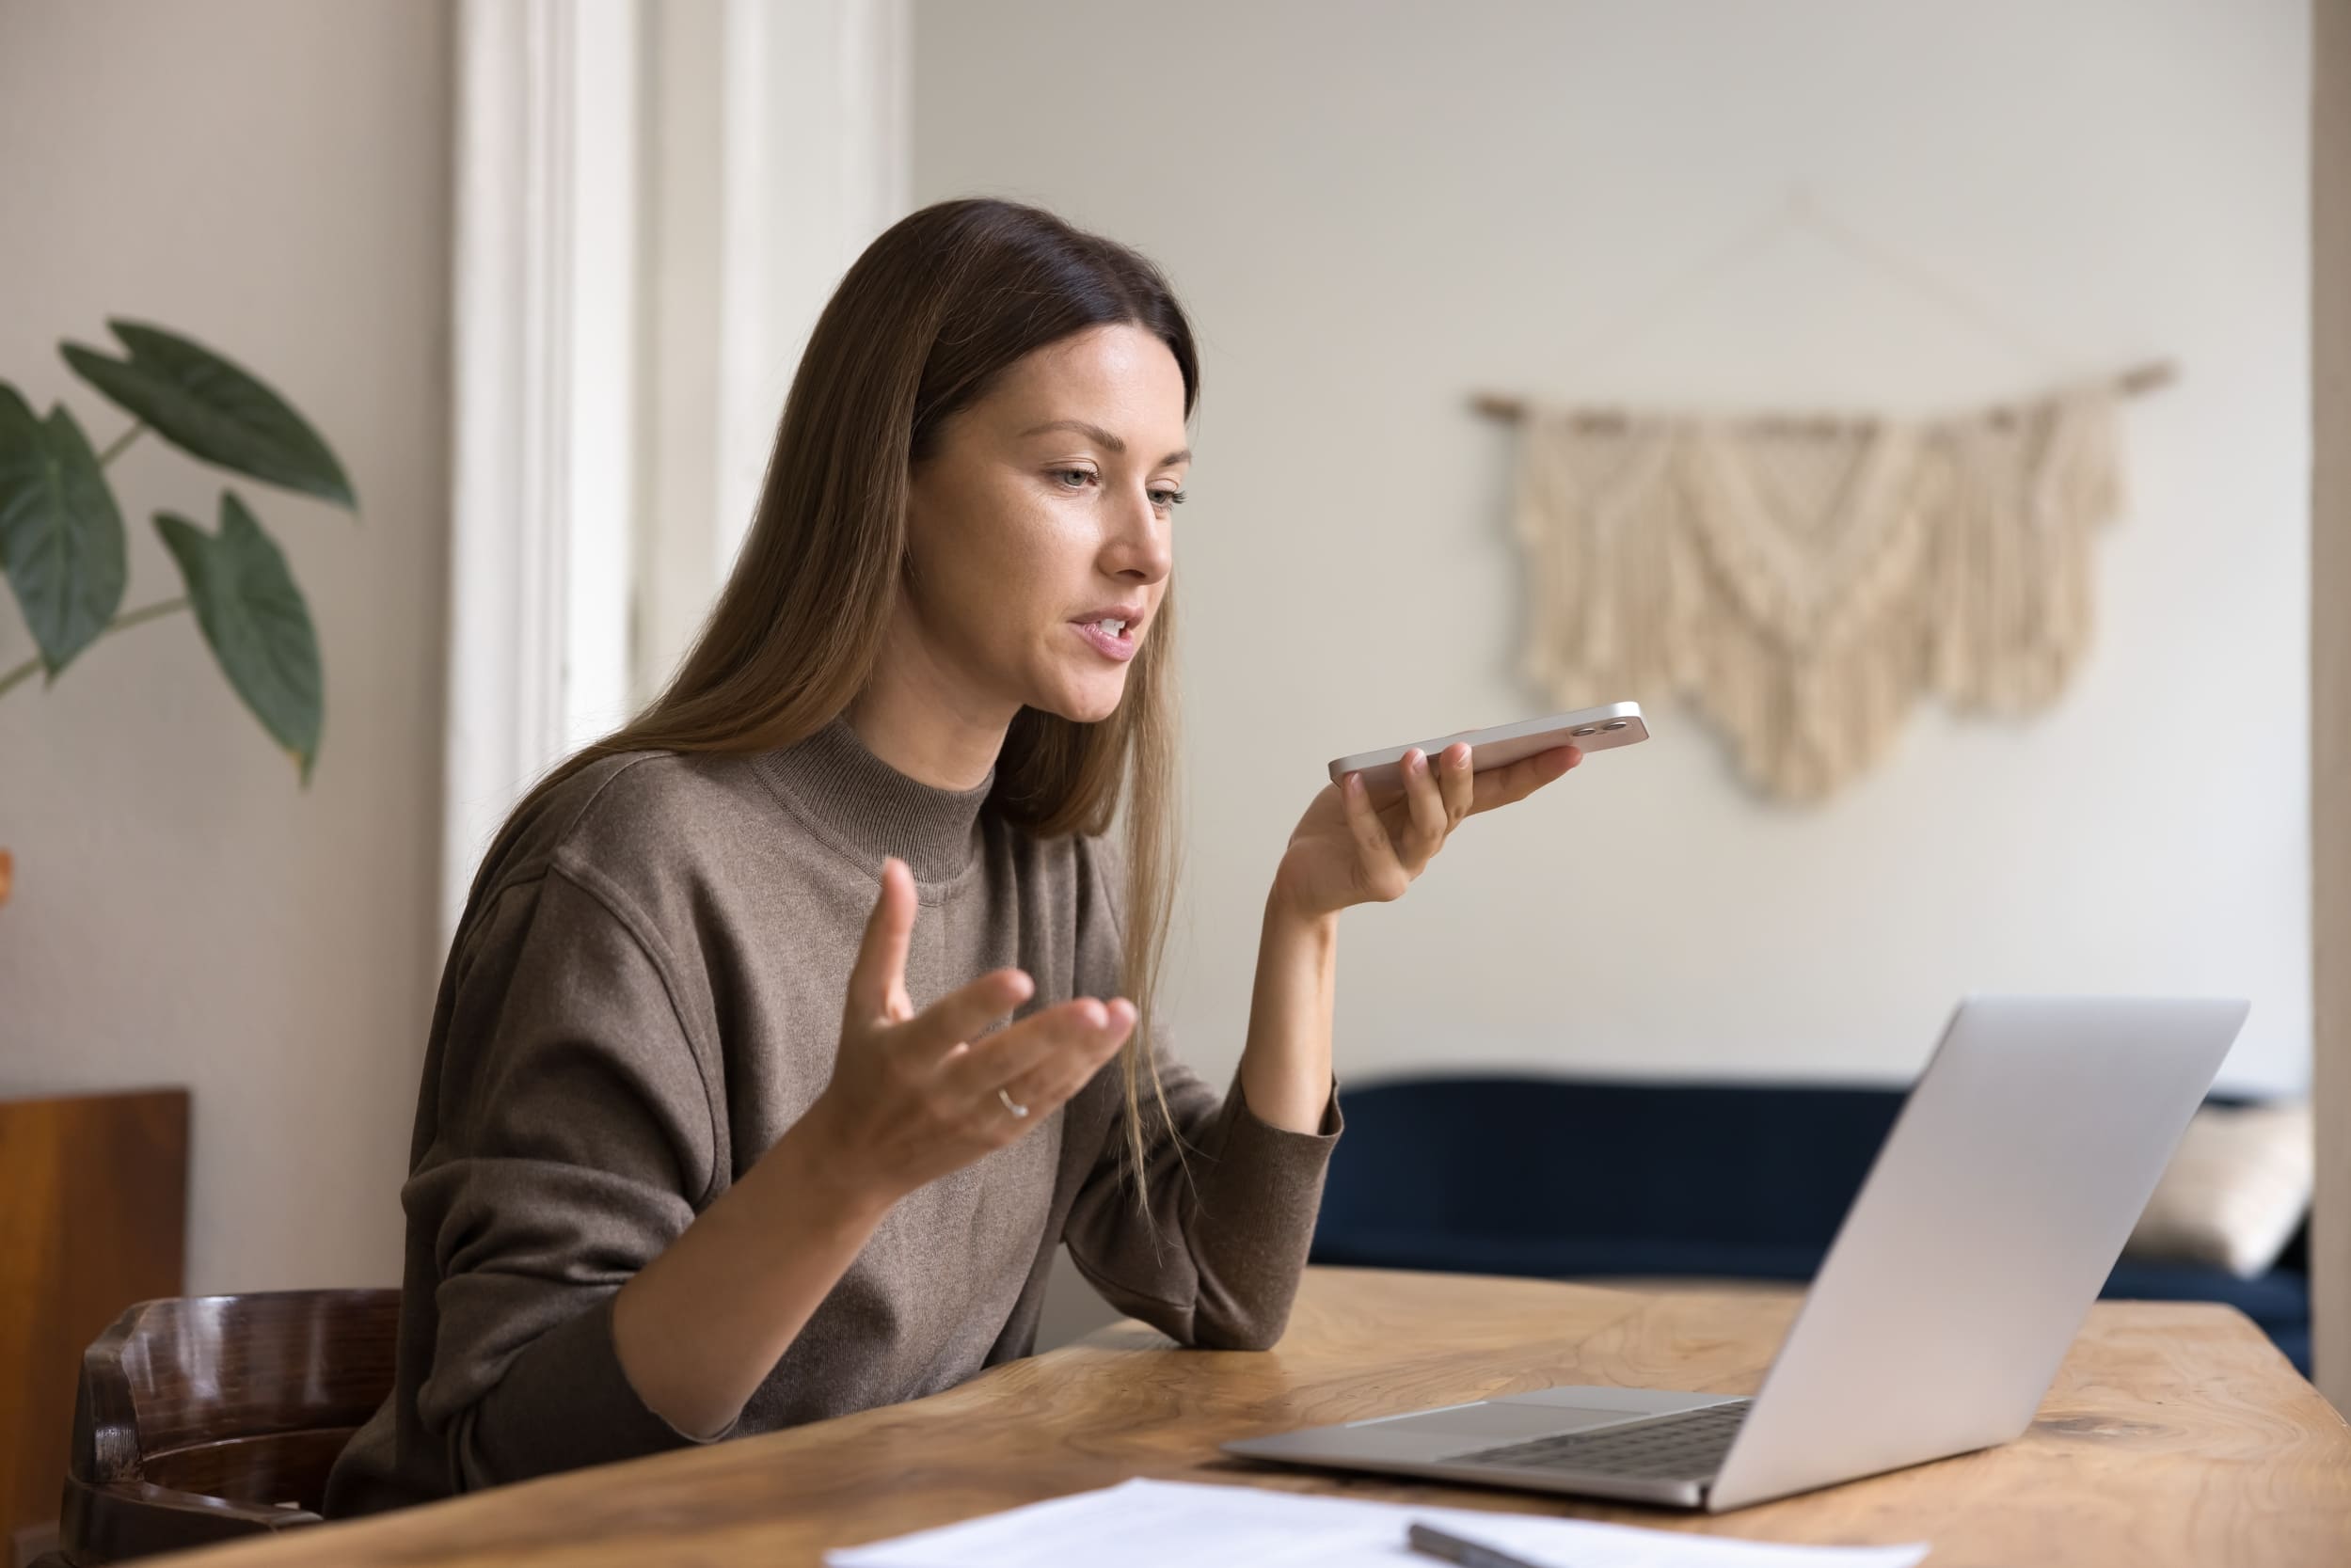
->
<box><xmin>1050</xmin><ymin>469</ymin><xmax>1183</xmax><ymax>508</ymax></box>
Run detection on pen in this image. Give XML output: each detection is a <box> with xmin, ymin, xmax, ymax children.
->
<box><xmin>1405</xmin><ymin>1520</ymin><xmax>1555</xmax><ymax>1568</ymax></box>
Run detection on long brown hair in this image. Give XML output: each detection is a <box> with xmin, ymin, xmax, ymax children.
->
<box><xmin>490</xmin><ymin>197</ymin><xmax>1194</xmax><ymax>1203</ymax></box>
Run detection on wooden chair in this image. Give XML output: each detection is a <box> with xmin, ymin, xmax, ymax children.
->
<box><xmin>40</xmin><ymin>1291</ymin><xmax>398</xmax><ymax>1567</ymax></box>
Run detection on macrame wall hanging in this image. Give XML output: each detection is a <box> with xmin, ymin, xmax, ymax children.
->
<box><xmin>1477</xmin><ymin>191</ymin><xmax>2174</xmax><ymax>802</ymax></box>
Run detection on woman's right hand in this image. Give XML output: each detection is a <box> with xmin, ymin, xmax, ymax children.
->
<box><xmin>799</xmin><ymin>855</ymin><xmax>1135</xmax><ymax>1208</ymax></box>
<box><xmin>616</xmin><ymin>854</ymin><xmax>1132</xmax><ymax>1437</ymax></box>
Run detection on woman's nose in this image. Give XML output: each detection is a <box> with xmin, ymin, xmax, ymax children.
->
<box><xmin>1106</xmin><ymin>491</ymin><xmax>1171</xmax><ymax>581</ymax></box>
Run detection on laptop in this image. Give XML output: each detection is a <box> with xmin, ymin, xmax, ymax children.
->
<box><xmin>1224</xmin><ymin>995</ymin><xmax>2251</xmax><ymax>1512</ymax></box>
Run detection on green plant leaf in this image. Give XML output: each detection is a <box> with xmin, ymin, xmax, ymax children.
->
<box><xmin>0</xmin><ymin>383</ymin><xmax>128</xmax><ymax>675</ymax></box>
<box><xmin>156</xmin><ymin>492</ymin><xmax>324</xmax><ymax>783</ymax></box>
<box><xmin>63</xmin><ymin>320</ymin><xmax>357</xmax><ymax>511</ymax></box>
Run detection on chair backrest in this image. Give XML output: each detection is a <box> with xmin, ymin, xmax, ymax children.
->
<box><xmin>56</xmin><ymin>1290</ymin><xmax>398</xmax><ymax>1566</ymax></box>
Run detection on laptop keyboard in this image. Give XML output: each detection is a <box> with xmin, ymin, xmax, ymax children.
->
<box><xmin>1452</xmin><ymin>1401</ymin><xmax>1752</xmax><ymax>1480</ymax></box>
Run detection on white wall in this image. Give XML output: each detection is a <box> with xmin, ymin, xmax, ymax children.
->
<box><xmin>913</xmin><ymin>0</ymin><xmax>2312</xmax><ymax>1094</ymax></box>
<box><xmin>0</xmin><ymin>0</ymin><xmax>452</xmax><ymax>1293</ymax></box>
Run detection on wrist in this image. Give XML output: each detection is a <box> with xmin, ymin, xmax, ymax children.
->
<box><xmin>1265</xmin><ymin>870</ymin><xmax>1342</xmax><ymax>938</ymax></box>
<box><xmin>758</xmin><ymin>1101</ymin><xmax>901</xmax><ymax>1230</ymax></box>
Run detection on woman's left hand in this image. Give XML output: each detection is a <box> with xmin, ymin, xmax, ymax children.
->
<box><xmin>1269</xmin><ymin>742</ymin><xmax>1581</xmax><ymax>923</ymax></box>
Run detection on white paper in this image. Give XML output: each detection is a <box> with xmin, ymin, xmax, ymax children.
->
<box><xmin>825</xmin><ymin>1478</ymin><xmax>1930</xmax><ymax>1568</ymax></box>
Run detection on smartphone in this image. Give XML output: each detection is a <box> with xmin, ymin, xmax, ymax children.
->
<box><xmin>1326</xmin><ymin>701</ymin><xmax>1648</xmax><ymax>790</ymax></box>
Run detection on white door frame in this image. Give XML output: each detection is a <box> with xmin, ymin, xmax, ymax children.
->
<box><xmin>2311</xmin><ymin>0</ymin><xmax>2348</xmax><ymax>1415</ymax></box>
<box><xmin>635</xmin><ymin>0</ymin><xmax>911</xmax><ymax>705</ymax></box>
<box><xmin>441</xmin><ymin>0</ymin><xmax>638</xmax><ymax>941</ymax></box>
<box><xmin>441</xmin><ymin>0</ymin><xmax>909</xmax><ymax>942</ymax></box>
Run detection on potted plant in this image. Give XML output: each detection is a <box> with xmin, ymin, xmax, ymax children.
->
<box><xmin>0</xmin><ymin>320</ymin><xmax>357</xmax><ymax>908</ymax></box>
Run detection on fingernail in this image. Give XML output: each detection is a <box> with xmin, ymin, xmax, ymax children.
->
<box><xmin>1080</xmin><ymin>999</ymin><xmax>1107</xmax><ymax>1029</ymax></box>
<box><xmin>1407</xmin><ymin>750</ymin><xmax>1425</xmax><ymax>773</ymax></box>
<box><xmin>1008</xmin><ymin>970</ymin><xmax>1035</xmax><ymax>1001</ymax></box>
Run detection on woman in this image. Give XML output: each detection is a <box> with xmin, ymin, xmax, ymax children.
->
<box><xmin>325</xmin><ymin>197</ymin><xmax>1578</xmax><ymax>1515</ymax></box>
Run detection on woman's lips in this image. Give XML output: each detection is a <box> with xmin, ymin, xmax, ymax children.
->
<box><xmin>1072</xmin><ymin>620</ymin><xmax>1138</xmax><ymax>662</ymax></box>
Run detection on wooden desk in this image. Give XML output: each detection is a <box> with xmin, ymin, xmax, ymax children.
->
<box><xmin>167</xmin><ymin>1267</ymin><xmax>2349</xmax><ymax>1568</ymax></box>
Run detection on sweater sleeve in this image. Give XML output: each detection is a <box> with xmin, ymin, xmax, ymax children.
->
<box><xmin>402</xmin><ymin>862</ymin><xmax>733</xmax><ymax>1492</ymax></box>
<box><xmin>1058</xmin><ymin>835</ymin><xmax>1343</xmax><ymax>1350</ymax></box>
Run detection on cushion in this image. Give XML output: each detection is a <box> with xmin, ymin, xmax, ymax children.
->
<box><xmin>2122</xmin><ymin>1101</ymin><xmax>2312</xmax><ymax>1278</ymax></box>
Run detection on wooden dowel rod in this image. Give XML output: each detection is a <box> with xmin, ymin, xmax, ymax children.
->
<box><xmin>1471</xmin><ymin>357</ymin><xmax>2178</xmax><ymax>429</ymax></box>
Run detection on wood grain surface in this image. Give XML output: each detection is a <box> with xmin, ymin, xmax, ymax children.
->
<box><xmin>0</xmin><ymin>1087</ymin><xmax>188</xmax><ymax>1552</ymax></box>
<box><xmin>58</xmin><ymin>1290</ymin><xmax>402</xmax><ymax>1562</ymax></box>
<box><xmin>154</xmin><ymin>1267</ymin><xmax>2350</xmax><ymax>1568</ymax></box>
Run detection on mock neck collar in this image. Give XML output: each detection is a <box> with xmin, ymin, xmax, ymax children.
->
<box><xmin>755</xmin><ymin>713</ymin><xmax>995</xmax><ymax>884</ymax></box>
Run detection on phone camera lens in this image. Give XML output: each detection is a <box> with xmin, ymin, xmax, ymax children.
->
<box><xmin>1601</xmin><ymin>721</ymin><xmax>1629</xmax><ymax>731</ymax></box>
<box><xmin>1571</xmin><ymin>725</ymin><xmax>1600</xmax><ymax>736</ymax></box>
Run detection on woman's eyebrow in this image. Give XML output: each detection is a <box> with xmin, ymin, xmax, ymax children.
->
<box><xmin>1018</xmin><ymin>419</ymin><xmax>1190</xmax><ymax>467</ymax></box>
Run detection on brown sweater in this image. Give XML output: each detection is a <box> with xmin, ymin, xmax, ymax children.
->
<box><xmin>324</xmin><ymin>716</ymin><xmax>1342</xmax><ymax>1516</ymax></box>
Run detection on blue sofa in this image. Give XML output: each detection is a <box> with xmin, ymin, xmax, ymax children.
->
<box><xmin>1310</xmin><ymin>1075</ymin><xmax>2311</xmax><ymax>1375</ymax></box>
